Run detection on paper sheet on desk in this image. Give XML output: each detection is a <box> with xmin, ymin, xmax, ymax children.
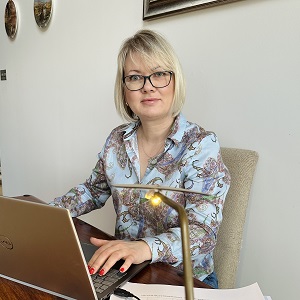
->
<box><xmin>111</xmin><ymin>282</ymin><xmax>267</xmax><ymax>300</ymax></box>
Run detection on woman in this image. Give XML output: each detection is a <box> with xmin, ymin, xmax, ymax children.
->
<box><xmin>51</xmin><ymin>29</ymin><xmax>230</xmax><ymax>288</ymax></box>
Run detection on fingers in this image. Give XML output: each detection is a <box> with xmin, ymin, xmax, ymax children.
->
<box><xmin>87</xmin><ymin>239</ymin><xmax>151</xmax><ymax>276</ymax></box>
<box><xmin>88</xmin><ymin>239</ymin><xmax>112</xmax><ymax>274</ymax></box>
<box><xmin>89</xmin><ymin>240</ymin><xmax>132</xmax><ymax>275</ymax></box>
<box><xmin>99</xmin><ymin>250</ymin><xmax>132</xmax><ymax>276</ymax></box>
<box><xmin>118</xmin><ymin>256</ymin><xmax>135</xmax><ymax>274</ymax></box>
<box><xmin>90</xmin><ymin>236</ymin><xmax>107</xmax><ymax>247</ymax></box>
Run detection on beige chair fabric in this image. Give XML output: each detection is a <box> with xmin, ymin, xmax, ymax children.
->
<box><xmin>214</xmin><ymin>147</ymin><xmax>259</xmax><ymax>289</ymax></box>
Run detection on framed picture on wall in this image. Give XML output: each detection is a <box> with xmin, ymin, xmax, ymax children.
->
<box><xmin>5</xmin><ymin>0</ymin><xmax>18</xmax><ymax>39</ymax></box>
<box><xmin>34</xmin><ymin>0</ymin><xmax>53</xmax><ymax>28</ymax></box>
<box><xmin>143</xmin><ymin>0</ymin><xmax>243</xmax><ymax>20</ymax></box>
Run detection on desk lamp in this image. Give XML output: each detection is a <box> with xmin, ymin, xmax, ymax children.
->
<box><xmin>113</xmin><ymin>184</ymin><xmax>214</xmax><ymax>300</ymax></box>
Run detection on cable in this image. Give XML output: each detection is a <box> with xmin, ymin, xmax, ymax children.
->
<box><xmin>114</xmin><ymin>287</ymin><xmax>141</xmax><ymax>300</ymax></box>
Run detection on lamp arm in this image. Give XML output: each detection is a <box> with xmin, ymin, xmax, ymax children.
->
<box><xmin>155</xmin><ymin>192</ymin><xmax>194</xmax><ymax>300</ymax></box>
<box><xmin>113</xmin><ymin>183</ymin><xmax>213</xmax><ymax>197</ymax></box>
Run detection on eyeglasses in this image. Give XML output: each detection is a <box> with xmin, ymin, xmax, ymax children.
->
<box><xmin>123</xmin><ymin>71</ymin><xmax>173</xmax><ymax>91</ymax></box>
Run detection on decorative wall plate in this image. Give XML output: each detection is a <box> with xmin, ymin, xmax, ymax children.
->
<box><xmin>5</xmin><ymin>0</ymin><xmax>18</xmax><ymax>39</ymax></box>
<box><xmin>34</xmin><ymin>0</ymin><xmax>53</xmax><ymax>28</ymax></box>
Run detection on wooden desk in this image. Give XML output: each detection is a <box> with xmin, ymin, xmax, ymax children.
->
<box><xmin>0</xmin><ymin>195</ymin><xmax>210</xmax><ymax>299</ymax></box>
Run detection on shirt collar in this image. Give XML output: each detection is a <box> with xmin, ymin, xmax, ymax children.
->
<box><xmin>123</xmin><ymin>113</ymin><xmax>187</xmax><ymax>146</ymax></box>
<box><xmin>168</xmin><ymin>113</ymin><xmax>186</xmax><ymax>146</ymax></box>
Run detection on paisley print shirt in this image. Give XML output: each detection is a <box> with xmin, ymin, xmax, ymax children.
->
<box><xmin>50</xmin><ymin>113</ymin><xmax>230</xmax><ymax>281</ymax></box>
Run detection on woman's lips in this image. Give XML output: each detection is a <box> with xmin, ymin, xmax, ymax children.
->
<box><xmin>141</xmin><ymin>98</ymin><xmax>160</xmax><ymax>103</ymax></box>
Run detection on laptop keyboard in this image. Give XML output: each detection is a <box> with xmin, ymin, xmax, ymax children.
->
<box><xmin>91</xmin><ymin>268</ymin><xmax>127</xmax><ymax>294</ymax></box>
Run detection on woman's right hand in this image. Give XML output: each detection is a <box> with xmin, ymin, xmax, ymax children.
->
<box><xmin>87</xmin><ymin>237</ymin><xmax>151</xmax><ymax>276</ymax></box>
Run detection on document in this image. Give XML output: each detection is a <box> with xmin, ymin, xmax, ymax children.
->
<box><xmin>111</xmin><ymin>282</ymin><xmax>269</xmax><ymax>300</ymax></box>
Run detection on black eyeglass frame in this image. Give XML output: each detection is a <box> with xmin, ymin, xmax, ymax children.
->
<box><xmin>123</xmin><ymin>71</ymin><xmax>173</xmax><ymax>91</ymax></box>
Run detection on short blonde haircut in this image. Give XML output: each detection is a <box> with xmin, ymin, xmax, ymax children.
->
<box><xmin>114</xmin><ymin>29</ymin><xmax>186</xmax><ymax>122</ymax></box>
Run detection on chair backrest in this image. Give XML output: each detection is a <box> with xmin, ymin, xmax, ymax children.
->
<box><xmin>214</xmin><ymin>147</ymin><xmax>259</xmax><ymax>289</ymax></box>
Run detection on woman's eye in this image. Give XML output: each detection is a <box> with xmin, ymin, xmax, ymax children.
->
<box><xmin>154</xmin><ymin>71</ymin><xmax>167</xmax><ymax>77</ymax></box>
<box><xmin>129</xmin><ymin>75</ymin><xmax>142</xmax><ymax>81</ymax></box>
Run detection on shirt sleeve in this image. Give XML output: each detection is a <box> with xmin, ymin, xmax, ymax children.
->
<box><xmin>49</xmin><ymin>150</ymin><xmax>111</xmax><ymax>217</ymax></box>
<box><xmin>141</xmin><ymin>133</ymin><xmax>231</xmax><ymax>266</ymax></box>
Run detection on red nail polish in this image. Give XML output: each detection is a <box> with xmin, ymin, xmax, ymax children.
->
<box><xmin>99</xmin><ymin>269</ymin><xmax>105</xmax><ymax>276</ymax></box>
<box><xmin>88</xmin><ymin>265</ymin><xmax>91</xmax><ymax>270</ymax></box>
<box><xmin>89</xmin><ymin>267</ymin><xmax>95</xmax><ymax>275</ymax></box>
<box><xmin>120</xmin><ymin>268</ymin><xmax>125</xmax><ymax>273</ymax></box>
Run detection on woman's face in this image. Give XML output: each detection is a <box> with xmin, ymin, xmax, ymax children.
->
<box><xmin>123</xmin><ymin>52</ymin><xmax>175</xmax><ymax>122</ymax></box>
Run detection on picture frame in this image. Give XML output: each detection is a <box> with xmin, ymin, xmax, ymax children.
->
<box><xmin>34</xmin><ymin>0</ymin><xmax>53</xmax><ymax>28</ymax></box>
<box><xmin>5</xmin><ymin>0</ymin><xmax>18</xmax><ymax>39</ymax></box>
<box><xmin>143</xmin><ymin>0</ymin><xmax>243</xmax><ymax>20</ymax></box>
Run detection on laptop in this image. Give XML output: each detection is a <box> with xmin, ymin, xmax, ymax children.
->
<box><xmin>0</xmin><ymin>196</ymin><xmax>150</xmax><ymax>300</ymax></box>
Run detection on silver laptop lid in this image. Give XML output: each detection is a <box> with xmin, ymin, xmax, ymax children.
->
<box><xmin>0</xmin><ymin>196</ymin><xmax>97</xmax><ymax>300</ymax></box>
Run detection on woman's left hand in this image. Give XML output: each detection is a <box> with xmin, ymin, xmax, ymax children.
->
<box><xmin>87</xmin><ymin>237</ymin><xmax>152</xmax><ymax>276</ymax></box>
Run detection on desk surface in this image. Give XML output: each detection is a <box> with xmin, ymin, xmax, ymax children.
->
<box><xmin>0</xmin><ymin>195</ymin><xmax>210</xmax><ymax>299</ymax></box>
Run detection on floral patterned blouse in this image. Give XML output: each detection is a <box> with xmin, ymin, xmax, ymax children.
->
<box><xmin>50</xmin><ymin>113</ymin><xmax>230</xmax><ymax>281</ymax></box>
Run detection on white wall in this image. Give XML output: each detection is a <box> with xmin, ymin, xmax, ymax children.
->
<box><xmin>0</xmin><ymin>1</ymin><xmax>299</xmax><ymax>299</ymax></box>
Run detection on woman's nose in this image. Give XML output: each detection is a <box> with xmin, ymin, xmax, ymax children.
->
<box><xmin>142</xmin><ymin>77</ymin><xmax>155</xmax><ymax>92</ymax></box>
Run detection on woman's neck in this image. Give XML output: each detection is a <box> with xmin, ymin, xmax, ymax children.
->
<box><xmin>138</xmin><ymin>117</ymin><xmax>174</xmax><ymax>143</ymax></box>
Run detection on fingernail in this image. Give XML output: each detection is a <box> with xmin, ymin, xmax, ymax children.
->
<box><xmin>87</xmin><ymin>265</ymin><xmax>91</xmax><ymax>270</ymax></box>
<box><xmin>120</xmin><ymin>268</ymin><xmax>125</xmax><ymax>273</ymax></box>
<box><xmin>89</xmin><ymin>267</ymin><xmax>95</xmax><ymax>275</ymax></box>
<box><xmin>99</xmin><ymin>269</ymin><xmax>105</xmax><ymax>276</ymax></box>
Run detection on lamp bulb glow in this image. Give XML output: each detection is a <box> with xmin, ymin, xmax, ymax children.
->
<box><xmin>145</xmin><ymin>190</ymin><xmax>162</xmax><ymax>206</ymax></box>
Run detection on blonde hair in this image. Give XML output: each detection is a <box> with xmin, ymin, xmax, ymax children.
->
<box><xmin>114</xmin><ymin>29</ymin><xmax>186</xmax><ymax>122</ymax></box>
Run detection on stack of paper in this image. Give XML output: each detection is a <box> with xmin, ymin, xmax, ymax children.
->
<box><xmin>111</xmin><ymin>282</ymin><xmax>271</xmax><ymax>300</ymax></box>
